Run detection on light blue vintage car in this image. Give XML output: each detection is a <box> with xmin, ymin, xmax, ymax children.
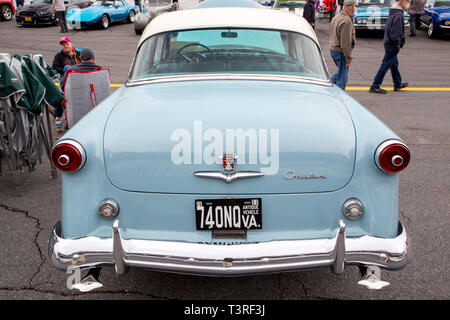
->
<box><xmin>49</xmin><ymin>0</ymin><xmax>410</xmax><ymax>290</ymax></box>
<box><xmin>66</xmin><ymin>0</ymin><xmax>139</xmax><ymax>29</ymax></box>
<box><xmin>353</xmin><ymin>0</ymin><xmax>410</xmax><ymax>31</ymax></box>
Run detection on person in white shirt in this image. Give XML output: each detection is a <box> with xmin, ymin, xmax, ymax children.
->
<box><xmin>52</xmin><ymin>0</ymin><xmax>68</xmax><ymax>33</ymax></box>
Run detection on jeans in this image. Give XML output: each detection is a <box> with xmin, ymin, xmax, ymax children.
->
<box><xmin>409</xmin><ymin>13</ymin><xmax>420</xmax><ymax>35</ymax></box>
<box><xmin>52</xmin><ymin>65</ymin><xmax>72</xmax><ymax>117</ymax></box>
<box><xmin>330</xmin><ymin>50</ymin><xmax>349</xmax><ymax>90</ymax></box>
<box><xmin>59</xmin><ymin>64</ymin><xmax>71</xmax><ymax>91</ymax></box>
<box><xmin>371</xmin><ymin>45</ymin><xmax>402</xmax><ymax>89</ymax></box>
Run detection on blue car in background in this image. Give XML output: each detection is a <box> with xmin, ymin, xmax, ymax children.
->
<box><xmin>353</xmin><ymin>0</ymin><xmax>409</xmax><ymax>32</ymax></box>
<box><xmin>420</xmin><ymin>0</ymin><xmax>450</xmax><ymax>38</ymax></box>
<box><xmin>66</xmin><ymin>0</ymin><xmax>139</xmax><ymax>29</ymax></box>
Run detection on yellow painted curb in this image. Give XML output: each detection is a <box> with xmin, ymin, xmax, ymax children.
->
<box><xmin>346</xmin><ymin>87</ymin><xmax>450</xmax><ymax>91</ymax></box>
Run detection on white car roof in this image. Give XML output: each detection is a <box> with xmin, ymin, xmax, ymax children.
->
<box><xmin>140</xmin><ymin>7</ymin><xmax>318</xmax><ymax>45</ymax></box>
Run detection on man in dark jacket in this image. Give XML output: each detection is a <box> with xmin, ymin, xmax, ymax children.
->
<box><xmin>303</xmin><ymin>0</ymin><xmax>316</xmax><ymax>29</ymax></box>
<box><xmin>62</xmin><ymin>48</ymin><xmax>103</xmax><ymax>90</ymax></box>
<box><xmin>369</xmin><ymin>0</ymin><xmax>411</xmax><ymax>94</ymax></box>
<box><xmin>52</xmin><ymin>37</ymin><xmax>81</xmax><ymax>77</ymax></box>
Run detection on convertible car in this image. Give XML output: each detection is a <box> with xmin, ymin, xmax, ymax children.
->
<box><xmin>49</xmin><ymin>0</ymin><xmax>409</xmax><ymax>291</ymax></box>
<box><xmin>420</xmin><ymin>0</ymin><xmax>450</xmax><ymax>38</ymax></box>
<box><xmin>353</xmin><ymin>0</ymin><xmax>410</xmax><ymax>31</ymax></box>
<box><xmin>66</xmin><ymin>0</ymin><xmax>139</xmax><ymax>29</ymax></box>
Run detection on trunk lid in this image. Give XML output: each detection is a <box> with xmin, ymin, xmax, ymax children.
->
<box><xmin>104</xmin><ymin>80</ymin><xmax>355</xmax><ymax>194</ymax></box>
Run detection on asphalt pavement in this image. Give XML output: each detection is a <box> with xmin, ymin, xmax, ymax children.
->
<box><xmin>0</xmin><ymin>16</ymin><xmax>449</xmax><ymax>300</ymax></box>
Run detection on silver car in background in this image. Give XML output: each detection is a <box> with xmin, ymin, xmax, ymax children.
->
<box><xmin>134</xmin><ymin>0</ymin><xmax>178</xmax><ymax>35</ymax></box>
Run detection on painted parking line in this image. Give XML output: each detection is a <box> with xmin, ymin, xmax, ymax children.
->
<box><xmin>346</xmin><ymin>87</ymin><xmax>450</xmax><ymax>91</ymax></box>
<box><xmin>56</xmin><ymin>83</ymin><xmax>450</xmax><ymax>91</ymax></box>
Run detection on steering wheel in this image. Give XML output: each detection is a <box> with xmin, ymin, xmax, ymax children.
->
<box><xmin>176</xmin><ymin>43</ymin><xmax>212</xmax><ymax>63</ymax></box>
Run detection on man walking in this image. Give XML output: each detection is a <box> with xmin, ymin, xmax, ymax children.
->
<box><xmin>303</xmin><ymin>0</ymin><xmax>316</xmax><ymax>29</ymax></box>
<box><xmin>409</xmin><ymin>0</ymin><xmax>426</xmax><ymax>37</ymax></box>
<box><xmin>52</xmin><ymin>0</ymin><xmax>68</xmax><ymax>33</ymax></box>
<box><xmin>369</xmin><ymin>0</ymin><xmax>411</xmax><ymax>94</ymax></box>
<box><xmin>329</xmin><ymin>0</ymin><xmax>356</xmax><ymax>90</ymax></box>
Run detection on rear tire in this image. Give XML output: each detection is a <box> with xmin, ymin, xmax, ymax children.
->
<box><xmin>127</xmin><ymin>10</ymin><xmax>135</xmax><ymax>23</ymax></box>
<box><xmin>100</xmin><ymin>14</ymin><xmax>109</xmax><ymax>29</ymax></box>
<box><xmin>1</xmin><ymin>5</ymin><xmax>13</xmax><ymax>21</ymax></box>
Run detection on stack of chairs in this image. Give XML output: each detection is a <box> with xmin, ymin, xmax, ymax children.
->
<box><xmin>0</xmin><ymin>53</ymin><xmax>61</xmax><ymax>195</ymax></box>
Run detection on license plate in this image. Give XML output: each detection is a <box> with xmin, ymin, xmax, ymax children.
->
<box><xmin>25</xmin><ymin>17</ymin><xmax>32</xmax><ymax>22</ymax></box>
<box><xmin>195</xmin><ymin>198</ymin><xmax>262</xmax><ymax>230</ymax></box>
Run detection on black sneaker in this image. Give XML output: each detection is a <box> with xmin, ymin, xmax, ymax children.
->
<box><xmin>369</xmin><ymin>87</ymin><xmax>387</xmax><ymax>94</ymax></box>
<box><xmin>394</xmin><ymin>82</ymin><xmax>409</xmax><ymax>91</ymax></box>
<box><xmin>409</xmin><ymin>33</ymin><xmax>416</xmax><ymax>37</ymax></box>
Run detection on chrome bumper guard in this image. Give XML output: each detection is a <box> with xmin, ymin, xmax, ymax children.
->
<box><xmin>48</xmin><ymin>220</ymin><xmax>408</xmax><ymax>276</ymax></box>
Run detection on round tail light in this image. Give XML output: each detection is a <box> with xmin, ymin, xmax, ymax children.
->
<box><xmin>375</xmin><ymin>140</ymin><xmax>410</xmax><ymax>174</ymax></box>
<box><xmin>51</xmin><ymin>140</ymin><xmax>86</xmax><ymax>173</ymax></box>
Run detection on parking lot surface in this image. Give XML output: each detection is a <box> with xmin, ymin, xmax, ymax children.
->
<box><xmin>0</xmin><ymin>15</ymin><xmax>449</xmax><ymax>300</ymax></box>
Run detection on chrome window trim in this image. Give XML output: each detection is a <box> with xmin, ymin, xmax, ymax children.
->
<box><xmin>126</xmin><ymin>73</ymin><xmax>333</xmax><ymax>87</ymax></box>
<box><xmin>128</xmin><ymin>27</ymin><xmax>331</xmax><ymax>83</ymax></box>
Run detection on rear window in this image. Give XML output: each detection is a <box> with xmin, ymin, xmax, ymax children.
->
<box><xmin>130</xmin><ymin>28</ymin><xmax>328</xmax><ymax>80</ymax></box>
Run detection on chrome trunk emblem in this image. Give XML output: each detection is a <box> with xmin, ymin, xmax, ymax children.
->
<box><xmin>194</xmin><ymin>171</ymin><xmax>264</xmax><ymax>183</ymax></box>
<box><xmin>222</xmin><ymin>153</ymin><xmax>237</xmax><ymax>171</ymax></box>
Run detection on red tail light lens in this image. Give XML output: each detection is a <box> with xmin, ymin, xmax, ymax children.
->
<box><xmin>51</xmin><ymin>140</ymin><xmax>86</xmax><ymax>173</ymax></box>
<box><xmin>375</xmin><ymin>140</ymin><xmax>410</xmax><ymax>174</ymax></box>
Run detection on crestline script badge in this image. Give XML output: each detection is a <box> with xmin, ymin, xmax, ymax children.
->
<box><xmin>284</xmin><ymin>170</ymin><xmax>326</xmax><ymax>180</ymax></box>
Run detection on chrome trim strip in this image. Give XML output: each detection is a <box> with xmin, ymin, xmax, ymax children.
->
<box><xmin>193</xmin><ymin>171</ymin><xmax>264</xmax><ymax>183</ymax></box>
<box><xmin>126</xmin><ymin>73</ymin><xmax>332</xmax><ymax>87</ymax></box>
<box><xmin>48</xmin><ymin>220</ymin><xmax>408</xmax><ymax>276</ymax></box>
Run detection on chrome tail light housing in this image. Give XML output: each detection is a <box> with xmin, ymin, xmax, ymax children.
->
<box><xmin>51</xmin><ymin>140</ymin><xmax>86</xmax><ymax>173</ymax></box>
<box><xmin>375</xmin><ymin>140</ymin><xmax>410</xmax><ymax>174</ymax></box>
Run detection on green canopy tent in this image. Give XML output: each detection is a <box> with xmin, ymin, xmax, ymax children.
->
<box><xmin>0</xmin><ymin>54</ymin><xmax>58</xmax><ymax>194</ymax></box>
<box><xmin>32</xmin><ymin>54</ymin><xmax>59</xmax><ymax>81</ymax></box>
<box><xmin>22</xmin><ymin>54</ymin><xmax>64</xmax><ymax>111</ymax></box>
<box><xmin>0</xmin><ymin>60</ymin><xmax>27</xmax><ymax>191</ymax></box>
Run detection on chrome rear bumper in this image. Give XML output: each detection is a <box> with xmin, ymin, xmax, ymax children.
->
<box><xmin>48</xmin><ymin>220</ymin><xmax>408</xmax><ymax>276</ymax></box>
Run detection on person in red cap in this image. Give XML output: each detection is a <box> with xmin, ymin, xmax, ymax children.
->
<box><xmin>52</xmin><ymin>37</ymin><xmax>81</xmax><ymax>77</ymax></box>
